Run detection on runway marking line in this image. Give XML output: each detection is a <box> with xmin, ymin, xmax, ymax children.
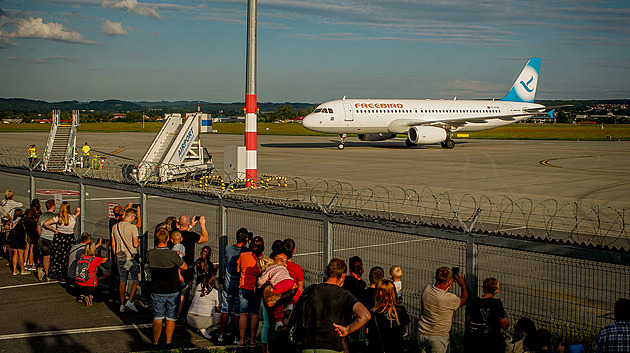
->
<box><xmin>539</xmin><ymin>155</ymin><xmax>630</xmax><ymax>175</ymax></box>
<box><xmin>295</xmin><ymin>237</ymin><xmax>432</xmax><ymax>257</ymax></box>
<box><xmin>0</xmin><ymin>281</ymin><xmax>58</xmax><ymax>290</ymax></box>
<box><xmin>0</xmin><ymin>323</ymin><xmax>153</xmax><ymax>341</ymax></box>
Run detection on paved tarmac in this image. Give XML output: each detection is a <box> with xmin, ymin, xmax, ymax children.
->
<box><xmin>3</xmin><ymin>131</ymin><xmax>629</xmax><ymax>208</ymax></box>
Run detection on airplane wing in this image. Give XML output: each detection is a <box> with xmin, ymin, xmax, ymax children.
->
<box><xmin>388</xmin><ymin>112</ymin><xmax>540</xmax><ymax>132</ymax></box>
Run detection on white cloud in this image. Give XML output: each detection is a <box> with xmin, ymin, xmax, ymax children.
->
<box><xmin>2</xmin><ymin>17</ymin><xmax>98</xmax><ymax>45</ymax></box>
<box><xmin>33</xmin><ymin>55</ymin><xmax>81</xmax><ymax>64</ymax></box>
<box><xmin>101</xmin><ymin>0</ymin><xmax>162</xmax><ymax>20</ymax></box>
<box><xmin>100</xmin><ymin>19</ymin><xmax>129</xmax><ymax>35</ymax></box>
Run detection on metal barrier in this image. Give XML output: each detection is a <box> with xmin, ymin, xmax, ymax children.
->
<box><xmin>0</xmin><ymin>154</ymin><xmax>629</xmax><ymax>350</ymax></box>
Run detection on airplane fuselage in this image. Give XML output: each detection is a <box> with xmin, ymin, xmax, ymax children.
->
<box><xmin>302</xmin><ymin>99</ymin><xmax>544</xmax><ymax>134</ymax></box>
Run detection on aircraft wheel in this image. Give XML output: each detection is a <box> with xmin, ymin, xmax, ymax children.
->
<box><xmin>405</xmin><ymin>138</ymin><xmax>418</xmax><ymax>147</ymax></box>
<box><xmin>443</xmin><ymin>139</ymin><xmax>455</xmax><ymax>149</ymax></box>
<box><xmin>337</xmin><ymin>143</ymin><xmax>345</xmax><ymax>150</ymax></box>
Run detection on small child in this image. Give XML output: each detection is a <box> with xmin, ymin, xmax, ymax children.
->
<box><xmin>75</xmin><ymin>241</ymin><xmax>108</xmax><ymax>306</ymax></box>
<box><xmin>170</xmin><ymin>231</ymin><xmax>185</xmax><ymax>285</ymax></box>
<box><xmin>390</xmin><ymin>265</ymin><xmax>403</xmax><ymax>302</ymax></box>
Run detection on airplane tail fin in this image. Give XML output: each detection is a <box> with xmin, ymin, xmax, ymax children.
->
<box><xmin>500</xmin><ymin>58</ymin><xmax>541</xmax><ymax>103</ymax></box>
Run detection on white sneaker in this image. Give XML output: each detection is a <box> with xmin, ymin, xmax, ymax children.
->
<box><xmin>217</xmin><ymin>334</ymin><xmax>224</xmax><ymax>342</ymax></box>
<box><xmin>119</xmin><ymin>305</ymin><xmax>126</xmax><ymax>313</ymax></box>
<box><xmin>125</xmin><ymin>300</ymin><xmax>138</xmax><ymax>312</ymax></box>
<box><xmin>200</xmin><ymin>328</ymin><xmax>213</xmax><ymax>339</ymax></box>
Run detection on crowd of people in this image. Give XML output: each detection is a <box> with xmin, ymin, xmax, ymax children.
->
<box><xmin>1</xmin><ymin>188</ymin><xmax>628</xmax><ymax>353</ymax></box>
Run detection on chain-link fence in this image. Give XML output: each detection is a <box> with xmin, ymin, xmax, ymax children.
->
<box><xmin>1</xmin><ymin>153</ymin><xmax>629</xmax><ymax>351</ymax></box>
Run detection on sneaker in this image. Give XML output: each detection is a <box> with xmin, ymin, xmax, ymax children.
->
<box><xmin>125</xmin><ymin>300</ymin><xmax>138</xmax><ymax>312</ymax></box>
<box><xmin>119</xmin><ymin>305</ymin><xmax>126</xmax><ymax>313</ymax></box>
<box><xmin>216</xmin><ymin>334</ymin><xmax>224</xmax><ymax>342</ymax></box>
<box><xmin>200</xmin><ymin>328</ymin><xmax>213</xmax><ymax>339</ymax></box>
<box><xmin>233</xmin><ymin>337</ymin><xmax>240</xmax><ymax>345</ymax></box>
<box><xmin>20</xmin><ymin>271</ymin><xmax>31</xmax><ymax>275</ymax></box>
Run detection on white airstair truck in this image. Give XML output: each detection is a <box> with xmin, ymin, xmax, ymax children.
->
<box><xmin>134</xmin><ymin>113</ymin><xmax>213</xmax><ymax>183</ymax></box>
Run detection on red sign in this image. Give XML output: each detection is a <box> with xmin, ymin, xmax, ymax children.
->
<box><xmin>108</xmin><ymin>202</ymin><xmax>121</xmax><ymax>219</ymax></box>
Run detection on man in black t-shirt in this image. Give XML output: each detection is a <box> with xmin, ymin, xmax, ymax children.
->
<box><xmin>291</xmin><ymin>258</ymin><xmax>371</xmax><ymax>353</ymax></box>
<box><xmin>148</xmin><ymin>229</ymin><xmax>187</xmax><ymax>348</ymax></box>
<box><xmin>176</xmin><ymin>214</ymin><xmax>208</xmax><ymax>283</ymax></box>
<box><xmin>465</xmin><ymin>277</ymin><xmax>510</xmax><ymax>353</ymax></box>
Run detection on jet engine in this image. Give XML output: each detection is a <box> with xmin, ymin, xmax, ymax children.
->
<box><xmin>357</xmin><ymin>133</ymin><xmax>397</xmax><ymax>141</ymax></box>
<box><xmin>407</xmin><ymin>126</ymin><xmax>448</xmax><ymax>145</ymax></box>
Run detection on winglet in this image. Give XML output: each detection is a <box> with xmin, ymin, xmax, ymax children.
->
<box><xmin>547</xmin><ymin>109</ymin><xmax>555</xmax><ymax>118</ymax></box>
<box><xmin>500</xmin><ymin>58</ymin><xmax>541</xmax><ymax>103</ymax></box>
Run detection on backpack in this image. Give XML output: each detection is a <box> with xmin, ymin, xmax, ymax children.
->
<box><xmin>75</xmin><ymin>255</ymin><xmax>96</xmax><ymax>286</ymax></box>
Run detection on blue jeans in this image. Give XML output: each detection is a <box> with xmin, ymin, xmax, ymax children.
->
<box><xmin>152</xmin><ymin>292</ymin><xmax>180</xmax><ymax>321</ymax></box>
<box><xmin>239</xmin><ymin>288</ymin><xmax>262</xmax><ymax>314</ymax></box>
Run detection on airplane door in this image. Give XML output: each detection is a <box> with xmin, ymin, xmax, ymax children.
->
<box><xmin>343</xmin><ymin>103</ymin><xmax>353</xmax><ymax>121</ymax></box>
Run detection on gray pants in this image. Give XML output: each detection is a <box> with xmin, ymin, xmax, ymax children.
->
<box><xmin>418</xmin><ymin>334</ymin><xmax>450</xmax><ymax>353</ymax></box>
<box><xmin>186</xmin><ymin>312</ymin><xmax>220</xmax><ymax>331</ymax></box>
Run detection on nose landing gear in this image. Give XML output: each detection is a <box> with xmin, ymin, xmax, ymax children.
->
<box><xmin>337</xmin><ymin>133</ymin><xmax>347</xmax><ymax>150</ymax></box>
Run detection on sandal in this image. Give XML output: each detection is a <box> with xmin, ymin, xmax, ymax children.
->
<box><xmin>84</xmin><ymin>296</ymin><xmax>93</xmax><ymax>307</ymax></box>
<box><xmin>250</xmin><ymin>340</ymin><xmax>257</xmax><ymax>347</ymax></box>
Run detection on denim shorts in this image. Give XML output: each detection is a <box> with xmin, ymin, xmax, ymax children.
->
<box><xmin>152</xmin><ymin>292</ymin><xmax>180</xmax><ymax>321</ymax></box>
<box><xmin>221</xmin><ymin>286</ymin><xmax>240</xmax><ymax>315</ymax></box>
<box><xmin>117</xmin><ymin>259</ymin><xmax>140</xmax><ymax>282</ymax></box>
<box><xmin>239</xmin><ymin>288</ymin><xmax>262</xmax><ymax>314</ymax></box>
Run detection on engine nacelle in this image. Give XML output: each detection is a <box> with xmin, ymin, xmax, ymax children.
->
<box><xmin>357</xmin><ymin>133</ymin><xmax>397</xmax><ymax>141</ymax></box>
<box><xmin>407</xmin><ymin>126</ymin><xmax>448</xmax><ymax>145</ymax></box>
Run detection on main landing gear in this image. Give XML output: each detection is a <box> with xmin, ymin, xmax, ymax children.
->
<box><xmin>440</xmin><ymin>139</ymin><xmax>455</xmax><ymax>149</ymax></box>
<box><xmin>337</xmin><ymin>133</ymin><xmax>346</xmax><ymax>150</ymax></box>
<box><xmin>405</xmin><ymin>138</ymin><xmax>418</xmax><ymax>147</ymax></box>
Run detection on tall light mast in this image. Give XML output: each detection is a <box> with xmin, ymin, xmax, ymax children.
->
<box><xmin>245</xmin><ymin>0</ymin><xmax>257</xmax><ymax>186</ymax></box>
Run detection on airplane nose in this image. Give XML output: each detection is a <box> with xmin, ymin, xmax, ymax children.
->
<box><xmin>302</xmin><ymin>114</ymin><xmax>316</xmax><ymax>130</ymax></box>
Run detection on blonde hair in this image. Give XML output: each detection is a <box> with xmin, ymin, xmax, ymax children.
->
<box><xmin>170</xmin><ymin>231</ymin><xmax>182</xmax><ymax>243</ymax></box>
<box><xmin>57</xmin><ymin>201</ymin><xmax>71</xmax><ymax>226</ymax></box>
<box><xmin>390</xmin><ymin>265</ymin><xmax>403</xmax><ymax>281</ymax></box>
<box><xmin>256</xmin><ymin>255</ymin><xmax>274</xmax><ymax>273</ymax></box>
<box><xmin>84</xmin><ymin>242</ymin><xmax>97</xmax><ymax>256</ymax></box>
<box><xmin>160</xmin><ymin>216</ymin><xmax>177</xmax><ymax>232</ymax></box>
<box><xmin>373</xmin><ymin>279</ymin><xmax>401</xmax><ymax>326</ymax></box>
<box><xmin>4</xmin><ymin>189</ymin><xmax>14</xmax><ymax>200</ymax></box>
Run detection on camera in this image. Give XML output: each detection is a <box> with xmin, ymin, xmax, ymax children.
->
<box><xmin>193</xmin><ymin>215</ymin><xmax>200</xmax><ymax>222</ymax></box>
<box><xmin>132</xmin><ymin>204</ymin><xmax>141</xmax><ymax>209</ymax></box>
<box><xmin>452</xmin><ymin>267</ymin><xmax>460</xmax><ymax>278</ymax></box>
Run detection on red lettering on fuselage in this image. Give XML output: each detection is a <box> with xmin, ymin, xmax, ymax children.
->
<box><xmin>355</xmin><ymin>103</ymin><xmax>404</xmax><ymax>109</ymax></box>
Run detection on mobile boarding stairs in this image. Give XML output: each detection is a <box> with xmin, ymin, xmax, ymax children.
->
<box><xmin>42</xmin><ymin>110</ymin><xmax>79</xmax><ymax>172</ymax></box>
<box><xmin>133</xmin><ymin>113</ymin><xmax>213</xmax><ymax>183</ymax></box>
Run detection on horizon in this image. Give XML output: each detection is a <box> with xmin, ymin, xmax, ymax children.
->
<box><xmin>1</xmin><ymin>1</ymin><xmax>629</xmax><ymax>102</ymax></box>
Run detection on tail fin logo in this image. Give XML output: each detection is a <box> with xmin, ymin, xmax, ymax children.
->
<box><xmin>520</xmin><ymin>76</ymin><xmax>535</xmax><ymax>92</ymax></box>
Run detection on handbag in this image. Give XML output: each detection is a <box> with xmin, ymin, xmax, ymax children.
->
<box><xmin>116</xmin><ymin>223</ymin><xmax>141</xmax><ymax>263</ymax></box>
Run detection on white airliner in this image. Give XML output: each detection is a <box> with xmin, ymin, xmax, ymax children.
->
<box><xmin>302</xmin><ymin>58</ymin><xmax>559</xmax><ymax>149</ymax></box>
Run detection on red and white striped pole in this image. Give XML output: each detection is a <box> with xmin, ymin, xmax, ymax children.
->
<box><xmin>245</xmin><ymin>0</ymin><xmax>257</xmax><ymax>187</ymax></box>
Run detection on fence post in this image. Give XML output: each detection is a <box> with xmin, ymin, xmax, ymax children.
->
<box><xmin>466</xmin><ymin>239</ymin><xmax>479</xmax><ymax>298</ymax></box>
<box><xmin>79</xmin><ymin>181</ymin><xmax>85</xmax><ymax>238</ymax></box>
<box><xmin>29</xmin><ymin>171</ymin><xmax>36</xmax><ymax>202</ymax></box>
<box><xmin>218</xmin><ymin>200</ymin><xmax>228</xmax><ymax>275</ymax></box>
<box><xmin>323</xmin><ymin>218</ymin><xmax>334</xmax><ymax>271</ymax></box>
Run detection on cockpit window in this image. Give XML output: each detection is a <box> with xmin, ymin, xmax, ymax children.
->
<box><xmin>314</xmin><ymin>108</ymin><xmax>323</xmax><ymax>113</ymax></box>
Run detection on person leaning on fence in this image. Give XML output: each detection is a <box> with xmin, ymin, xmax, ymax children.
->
<box><xmin>110</xmin><ymin>208</ymin><xmax>140</xmax><ymax>313</ymax></box>
<box><xmin>464</xmin><ymin>277</ymin><xmax>510</xmax><ymax>353</ymax></box>
<box><xmin>147</xmin><ymin>228</ymin><xmax>188</xmax><ymax>349</ymax></box>
<box><xmin>417</xmin><ymin>266</ymin><xmax>468</xmax><ymax>353</ymax></box>
<box><xmin>594</xmin><ymin>298</ymin><xmax>630</xmax><ymax>353</ymax></box>
<box><xmin>343</xmin><ymin>255</ymin><xmax>367</xmax><ymax>299</ymax></box>
<box><xmin>218</xmin><ymin>227</ymin><xmax>249</xmax><ymax>343</ymax></box>
<box><xmin>365</xmin><ymin>279</ymin><xmax>410</xmax><ymax>353</ymax></box>
<box><xmin>43</xmin><ymin>201</ymin><xmax>80</xmax><ymax>283</ymax></box>
<box><xmin>37</xmin><ymin>200</ymin><xmax>56</xmax><ymax>280</ymax></box>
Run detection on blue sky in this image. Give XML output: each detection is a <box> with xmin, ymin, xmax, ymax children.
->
<box><xmin>0</xmin><ymin>0</ymin><xmax>628</xmax><ymax>103</ymax></box>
